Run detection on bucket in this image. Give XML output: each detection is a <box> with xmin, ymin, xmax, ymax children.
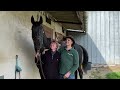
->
<box><xmin>0</xmin><ymin>75</ymin><xmax>4</xmax><ymax>79</ymax></box>
<box><xmin>86</xmin><ymin>62</ymin><xmax>92</xmax><ymax>70</ymax></box>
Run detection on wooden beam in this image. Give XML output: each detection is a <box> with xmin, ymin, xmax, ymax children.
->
<box><xmin>54</xmin><ymin>20</ymin><xmax>82</xmax><ymax>25</ymax></box>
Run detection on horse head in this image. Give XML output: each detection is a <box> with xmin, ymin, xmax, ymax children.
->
<box><xmin>31</xmin><ymin>15</ymin><xmax>45</xmax><ymax>53</ymax></box>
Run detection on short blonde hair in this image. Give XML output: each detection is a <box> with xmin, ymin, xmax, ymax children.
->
<box><xmin>50</xmin><ymin>39</ymin><xmax>59</xmax><ymax>48</ymax></box>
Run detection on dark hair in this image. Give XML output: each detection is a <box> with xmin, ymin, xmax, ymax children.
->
<box><xmin>65</xmin><ymin>36</ymin><xmax>75</xmax><ymax>46</ymax></box>
<box><xmin>62</xmin><ymin>36</ymin><xmax>66</xmax><ymax>41</ymax></box>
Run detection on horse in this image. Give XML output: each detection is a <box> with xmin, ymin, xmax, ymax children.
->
<box><xmin>31</xmin><ymin>15</ymin><xmax>50</xmax><ymax>79</ymax></box>
<box><xmin>74</xmin><ymin>44</ymin><xmax>89</xmax><ymax>79</ymax></box>
<box><xmin>31</xmin><ymin>15</ymin><xmax>89</xmax><ymax>79</ymax></box>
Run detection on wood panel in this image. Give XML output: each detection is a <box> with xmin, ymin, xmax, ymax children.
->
<box><xmin>43</xmin><ymin>25</ymin><xmax>53</xmax><ymax>39</ymax></box>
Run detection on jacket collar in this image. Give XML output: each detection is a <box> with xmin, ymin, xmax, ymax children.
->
<box><xmin>64</xmin><ymin>46</ymin><xmax>74</xmax><ymax>51</ymax></box>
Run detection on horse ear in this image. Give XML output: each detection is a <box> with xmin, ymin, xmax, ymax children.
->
<box><xmin>39</xmin><ymin>16</ymin><xmax>43</xmax><ymax>24</ymax></box>
<box><xmin>31</xmin><ymin>16</ymin><xmax>35</xmax><ymax>24</ymax></box>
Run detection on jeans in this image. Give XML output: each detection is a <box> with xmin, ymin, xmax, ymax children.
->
<box><xmin>59</xmin><ymin>74</ymin><xmax>75</xmax><ymax>79</ymax></box>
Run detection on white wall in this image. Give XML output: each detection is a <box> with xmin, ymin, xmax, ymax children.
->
<box><xmin>0</xmin><ymin>11</ymin><xmax>64</xmax><ymax>79</ymax></box>
<box><xmin>68</xmin><ymin>11</ymin><xmax>120</xmax><ymax>66</ymax></box>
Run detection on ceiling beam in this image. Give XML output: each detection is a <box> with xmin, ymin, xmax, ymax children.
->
<box><xmin>54</xmin><ymin>20</ymin><xmax>82</xmax><ymax>25</ymax></box>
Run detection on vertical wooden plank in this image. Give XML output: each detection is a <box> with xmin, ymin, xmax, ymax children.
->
<box><xmin>91</xmin><ymin>11</ymin><xmax>97</xmax><ymax>64</ymax></box>
<box><xmin>93</xmin><ymin>11</ymin><xmax>98</xmax><ymax>64</ymax></box>
<box><xmin>109</xmin><ymin>11</ymin><xmax>115</xmax><ymax>65</ymax></box>
<box><xmin>96</xmin><ymin>11</ymin><xmax>101</xmax><ymax>64</ymax></box>
<box><xmin>103</xmin><ymin>11</ymin><xmax>106</xmax><ymax>64</ymax></box>
<box><xmin>105</xmin><ymin>11</ymin><xmax>110</xmax><ymax>65</ymax></box>
<box><xmin>94</xmin><ymin>11</ymin><xmax>98</xmax><ymax>64</ymax></box>
<box><xmin>119</xmin><ymin>12</ymin><xmax>120</xmax><ymax>64</ymax></box>
<box><xmin>113</xmin><ymin>11</ymin><xmax>115</xmax><ymax>65</ymax></box>
<box><xmin>100</xmin><ymin>11</ymin><xmax>106</xmax><ymax>64</ymax></box>
<box><xmin>87</xmin><ymin>11</ymin><xmax>92</xmax><ymax>62</ymax></box>
<box><xmin>114</xmin><ymin>11</ymin><xmax>119</xmax><ymax>64</ymax></box>
<box><xmin>91</xmin><ymin>11</ymin><xmax>94</xmax><ymax>64</ymax></box>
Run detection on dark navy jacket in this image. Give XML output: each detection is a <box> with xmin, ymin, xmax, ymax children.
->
<box><xmin>41</xmin><ymin>49</ymin><xmax>61</xmax><ymax>79</ymax></box>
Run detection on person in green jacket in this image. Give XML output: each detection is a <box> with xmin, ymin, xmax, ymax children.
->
<box><xmin>58</xmin><ymin>36</ymin><xmax>79</xmax><ymax>79</ymax></box>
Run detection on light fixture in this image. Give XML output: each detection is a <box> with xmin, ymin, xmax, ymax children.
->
<box><xmin>66</xmin><ymin>29</ymin><xmax>85</xmax><ymax>33</ymax></box>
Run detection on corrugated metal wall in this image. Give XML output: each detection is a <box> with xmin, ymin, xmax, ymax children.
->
<box><xmin>68</xmin><ymin>11</ymin><xmax>120</xmax><ymax>65</ymax></box>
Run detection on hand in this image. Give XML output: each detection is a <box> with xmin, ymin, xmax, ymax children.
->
<box><xmin>63</xmin><ymin>71</ymin><xmax>71</xmax><ymax>79</ymax></box>
<box><xmin>42</xmin><ymin>49</ymin><xmax>49</xmax><ymax>54</ymax></box>
<box><xmin>35</xmin><ymin>52</ymin><xmax>40</xmax><ymax>58</ymax></box>
<box><xmin>35</xmin><ymin>52</ymin><xmax>40</xmax><ymax>63</ymax></box>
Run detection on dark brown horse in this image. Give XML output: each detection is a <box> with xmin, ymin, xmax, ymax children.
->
<box><xmin>31</xmin><ymin>15</ymin><xmax>50</xmax><ymax>79</ymax></box>
<box><xmin>31</xmin><ymin>15</ymin><xmax>89</xmax><ymax>79</ymax></box>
